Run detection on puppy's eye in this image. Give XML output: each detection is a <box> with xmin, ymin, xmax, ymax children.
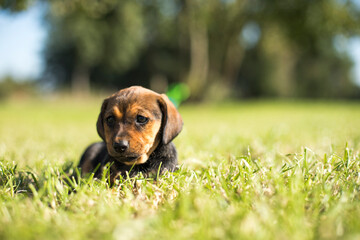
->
<box><xmin>136</xmin><ymin>115</ymin><xmax>149</xmax><ymax>124</ymax></box>
<box><xmin>106</xmin><ymin>116</ymin><xmax>115</xmax><ymax>126</ymax></box>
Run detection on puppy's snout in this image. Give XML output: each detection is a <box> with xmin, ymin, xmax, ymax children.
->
<box><xmin>113</xmin><ymin>140</ymin><xmax>129</xmax><ymax>153</ymax></box>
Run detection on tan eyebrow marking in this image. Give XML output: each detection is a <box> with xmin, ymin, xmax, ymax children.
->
<box><xmin>112</xmin><ymin>106</ymin><xmax>123</xmax><ymax>119</ymax></box>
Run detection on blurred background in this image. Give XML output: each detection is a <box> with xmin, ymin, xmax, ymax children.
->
<box><xmin>1</xmin><ymin>0</ymin><xmax>360</xmax><ymax>102</ymax></box>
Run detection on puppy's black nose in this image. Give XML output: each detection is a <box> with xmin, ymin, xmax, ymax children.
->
<box><xmin>113</xmin><ymin>140</ymin><xmax>129</xmax><ymax>153</ymax></box>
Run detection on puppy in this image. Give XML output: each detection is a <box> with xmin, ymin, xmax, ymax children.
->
<box><xmin>78</xmin><ymin>86</ymin><xmax>183</xmax><ymax>183</ymax></box>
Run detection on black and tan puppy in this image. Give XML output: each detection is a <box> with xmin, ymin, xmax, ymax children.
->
<box><xmin>78</xmin><ymin>86</ymin><xmax>183</xmax><ymax>183</ymax></box>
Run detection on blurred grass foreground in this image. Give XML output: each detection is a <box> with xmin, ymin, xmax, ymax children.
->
<box><xmin>0</xmin><ymin>99</ymin><xmax>360</xmax><ymax>239</ymax></box>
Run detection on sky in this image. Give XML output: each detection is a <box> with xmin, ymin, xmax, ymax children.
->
<box><xmin>0</xmin><ymin>3</ymin><xmax>46</xmax><ymax>80</ymax></box>
<box><xmin>0</xmin><ymin>3</ymin><xmax>360</xmax><ymax>85</ymax></box>
<box><xmin>348</xmin><ymin>38</ymin><xmax>360</xmax><ymax>85</ymax></box>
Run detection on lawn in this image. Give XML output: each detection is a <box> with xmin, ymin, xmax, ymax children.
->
<box><xmin>0</xmin><ymin>98</ymin><xmax>360</xmax><ymax>240</ymax></box>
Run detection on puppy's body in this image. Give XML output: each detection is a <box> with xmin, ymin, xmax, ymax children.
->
<box><xmin>79</xmin><ymin>141</ymin><xmax>178</xmax><ymax>180</ymax></box>
<box><xmin>78</xmin><ymin>86</ymin><xmax>182</xmax><ymax>182</ymax></box>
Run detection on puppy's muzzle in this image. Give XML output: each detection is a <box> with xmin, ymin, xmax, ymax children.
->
<box><xmin>113</xmin><ymin>140</ymin><xmax>129</xmax><ymax>153</ymax></box>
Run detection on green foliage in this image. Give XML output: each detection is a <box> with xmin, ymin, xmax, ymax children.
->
<box><xmin>0</xmin><ymin>99</ymin><xmax>360</xmax><ymax>239</ymax></box>
<box><xmin>0</xmin><ymin>0</ymin><xmax>33</xmax><ymax>12</ymax></box>
<box><xmin>42</xmin><ymin>0</ymin><xmax>360</xmax><ymax>99</ymax></box>
<box><xmin>47</xmin><ymin>0</ymin><xmax>145</xmax><ymax>69</ymax></box>
<box><xmin>255</xmin><ymin>0</ymin><xmax>360</xmax><ymax>98</ymax></box>
<box><xmin>44</xmin><ymin>0</ymin><xmax>146</xmax><ymax>90</ymax></box>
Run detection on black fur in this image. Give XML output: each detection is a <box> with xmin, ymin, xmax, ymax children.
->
<box><xmin>78</xmin><ymin>141</ymin><xmax>178</xmax><ymax>181</ymax></box>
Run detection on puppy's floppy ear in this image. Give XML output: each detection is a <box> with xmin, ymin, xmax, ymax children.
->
<box><xmin>158</xmin><ymin>94</ymin><xmax>183</xmax><ymax>144</ymax></box>
<box><xmin>96</xmin><ymin>98</ymin><xmax>109</xmax><ymax>141</ymax></box>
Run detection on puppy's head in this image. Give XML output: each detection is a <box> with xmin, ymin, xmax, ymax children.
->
<box><xmin>96</xmin><ymin>86</ymin><xmax>183</xmax><ymax>165</ymax></box>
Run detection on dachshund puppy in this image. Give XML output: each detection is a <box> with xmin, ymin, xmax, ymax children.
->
<box><xmin>78</xmin><ymin>86</ymin><xmax>183</xmax><ymax>183</ymax></box>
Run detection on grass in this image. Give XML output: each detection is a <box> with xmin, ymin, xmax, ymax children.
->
<box><xmin>0</xmin><ymin>98</ymin><xmax>360</xmax><ymax>239</ymax></box>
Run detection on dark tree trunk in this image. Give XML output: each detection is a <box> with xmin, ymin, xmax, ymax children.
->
<box><xmin>71</xmin><ymin>64</ymin><xmax>90</xmax><ymax>96</ymax></box>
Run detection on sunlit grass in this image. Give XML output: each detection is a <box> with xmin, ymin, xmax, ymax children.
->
<box><xmin>0</xmin><ymin>98</ymin><xmax>360</xmax><ymax>239</ymax></box>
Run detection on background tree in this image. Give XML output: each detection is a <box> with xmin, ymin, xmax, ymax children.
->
<box><xmin>41</xmin><ymin>0</ymin><xmax>360</xmax><ymax>99</ymax></box>
<box><xmin>256</xmin><ymin>0</ymin><xmax>360</xmax><ymax>98</ymax></box>
<box><xmin>0</xmin><ymin>0</ymin><xmax>33</xmax><ymax>12</ymax></box>
<box><xmin>44</xmin><ymin>0</ymin><xmax>146</xmax><ymax>94</ymax></box>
